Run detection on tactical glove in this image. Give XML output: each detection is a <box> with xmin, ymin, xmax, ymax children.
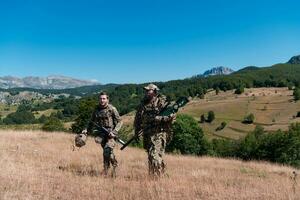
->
<box><xmin>108</xmin><ymin>130</ymin><xmax>118</xmax><ymax>138</ymax></box>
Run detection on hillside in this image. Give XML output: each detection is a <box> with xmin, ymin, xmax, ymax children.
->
<box><xmin>0</xmin><ymin>130</ymin><xmax>298</xmax><ymax>200</ymax></box>
<box><xmin>121</xmin><ymin>87</ymin><xmax>300</xmax><ymax>140</ymax></box>
<box><xmin>183</xmin><ymin>87</ymin><xmax>300</xmax><ymax>139</ymax></box>
<box><xmin>1</xmin><ymin>86</ymin><xmax>300</xmax><ymax>142</ymax></box>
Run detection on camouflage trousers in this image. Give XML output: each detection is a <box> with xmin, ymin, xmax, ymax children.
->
<box><xmin>95</xmin><ymin>137</ymin><xmax>118</xmax><ymax>176</ymax></box>
<box><xmin>143</xmin><ymin>131</ymin><xmax>167</xmax><ymax>176</ymax></box>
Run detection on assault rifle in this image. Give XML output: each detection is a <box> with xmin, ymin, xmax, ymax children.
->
<box><xmin>91</xmin><ymin>121</ymin><xmax>126</xmax><ymax>146</ymax></box>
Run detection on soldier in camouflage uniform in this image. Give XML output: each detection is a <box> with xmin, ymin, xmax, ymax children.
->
<box><xmin>134</xmin><ymin>84</ymin><xmax>175</xmax><ymax>177</ymax></box>
<box><xmin>83</xmin><ymin>92</ymin><xmax>123</xmax><ymax>177</ymax></box>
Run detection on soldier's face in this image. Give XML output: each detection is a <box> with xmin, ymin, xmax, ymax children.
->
<box><xmin>145</xmin><ymin>89</ymin><xmax>156</xmax><ymax>100</ymax></box>
<box><xmin>99</xmin><ymin>95</ymin><xmax>109</xmax><ymax>107</ymax></box>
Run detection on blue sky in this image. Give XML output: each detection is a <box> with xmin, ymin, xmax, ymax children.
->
<box><xmin>0</xmin><ymin>0</ymin><xmax>300</xmax><ymax>84</ymax></box>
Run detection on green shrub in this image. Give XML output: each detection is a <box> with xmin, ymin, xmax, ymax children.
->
<box><xmin>42</xmin><ymin>117</ymin><xmax>65</xmax><ymax>132</ymax></box>
<box><xmin>210</xmin><ymin>138</ymin><xmax>237</xmax><ymax>157</ymax></box>
<box><xmin>235</xmin><ymin>86</ymin><xmax>245</xmax><ymax>94</ymax></box>
<box><xmin>166</xmin><ymin>114</ymin><xmax>209</xmax><ymax>155</ymax></box>
<box><xmin>71</xmin><ymin>97</ymin><xmax>97</xmax><ymax>133</ymax></box>
<box><xmin>206</xmin><ymin>111</ymin><xmax>215</xmax><ymax>123</ymax></box>
<box><xmin>294</xmin><ymin>87</ymin><xmax>300</xmax><ymax>101</ymax></box>
<box><xmin>243</xmin><ymin>113</ymin><xmax>255</xmax><ymax>124</ymax></box>
<box><xmin>38</xmin><ymin>114</ymin><xmax>48</xmax><ymax>123</ymax></box>
<box><xmin>215</xmin><ymin>87</ymin><xmax>220</xmax><ymax>95</ymax></box>
<box><xmin>3</xmin><ymin>111</ymin><xmax>36</xmax><ymax>124</ymax></box>
<box><xmin>216</xmin><ymin>121</ymin><xmax>227</xmax><ymax>131</ymax></box>
<box><xmin>237</xmin><ymin>125</ymin><xmax>264</xmax><ymax>160</ymax></box>
<box><xmin>200</xmin><ymin>114</ymin><xmax>206</xmax><ymax>123</ymax></box>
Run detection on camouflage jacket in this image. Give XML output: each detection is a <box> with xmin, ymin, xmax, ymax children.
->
<box><xmin>134</xmin><ymin>95</ymin><xmax>172</xmax><ymax>134</ymax></box>
<box><xmin>87</xmin><ymin>104</ymin><xmax>123</xmax><ymax>135</ymax></box>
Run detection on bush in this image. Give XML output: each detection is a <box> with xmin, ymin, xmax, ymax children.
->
<box><xmin>42</xmin><ymin>117</ymin><xmax>65</xmax><ymax>132</ymax></box>
<box><xmin>237</xmin><ymin>125</ymin><xmax>264</xmax><ymax>160</ymax></box>
<box><xmin>200</xmin><ymin>114</ymin><xmax>206</xmax><ymax>123</ymax></box>
<box><xmin>215</xmin><ymin>87</ymin><xmax>220</xmax><ymax>95</ymax></box>
<box><xmin>206</xmin><ymin>111</ymin><xmax>215</xmax><ymax>123</ymax></box>
<box><xmin>216</xmin><ymin>121</ymin><xmax>227</xmax><ymax>131</ymax></box>
<box><xmin>51</xmin><ymin>111</ymin><xmax>64</xmax><ymax>120</ymax></box>
<box><xmin>3</xmin><ymin>111</ymin><xmax>36</xmax><ymax>124</ymax></box>
<box><xmin>38</xmin><ymin>114</ymin><xmax>48</xmax><ymax>123</ymax></box>
<box><xmin>243</xmin><ymin>113</ymin><xmax>255</xmax><ymax>124</ymax></box>
<box><xmin>236</xmin><ymin>124</ymin><xmax>300</xmax><ymax>167</ymax></box>
<box><xmin>62</xmin><ymin>104</ymin><xmax>78</xmax><ymax>117</ymax></box>
<box><xmin>210</xmin><ymin>138</ymin><xmax>238</xmax><ymax>157</ymax></box>
<box><xmin>294</xmin><ymin>88</ymin><xmax>300</xmax><ymax>101</ymax></box>
<box><xmin>17</xmin><ymin>103</ymin><xmax>32</xmax><ymax>112</ymax></box>
<box><xmin>235</xmin><ymin>86</ymin><xmax>245</xmax><ymax>94</ymax></box>
<box><xmin>71</xmin><ymin>97</ymin><xmax>97</xmax><ymax>133</ymax></box>
<box><xmin>166</xmin><ymin>114</ymin><xmax>209</xmax><ymax>155</ymax></box>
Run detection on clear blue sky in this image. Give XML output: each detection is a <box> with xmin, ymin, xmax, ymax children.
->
<box><xmin>0</xmin><ymin>0</ymin><xmax>300</xmax><ymax>84</ymax></box>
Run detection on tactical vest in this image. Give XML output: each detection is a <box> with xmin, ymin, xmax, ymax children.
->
<box><xmin>94</xmin><ymin>105</ymin><xmax>115</xmax><ymax>129</ymax></box>
<box><xmin>141</xmin><ymin>96</ymin><xmax>165</xmax><ymax>128</ymax></box>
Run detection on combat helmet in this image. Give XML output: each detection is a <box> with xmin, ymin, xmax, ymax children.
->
<box><xmin>75</xmin><ymin>134</ymin><xmax>87</xmax><ymax>147</ymax></box>
<box><xmin>143</xmin><ymin>83</ymin><xmax>160</xmax><ymax>91</ymax></box>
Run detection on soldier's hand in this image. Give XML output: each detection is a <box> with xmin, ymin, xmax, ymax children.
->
<box><xmin>170</xmin><ymin>113</ymin><xmax>176</xmax><ymax>122</ymax></box>
<box><xmin>81</xmin><ymin>129</ymin><xmax>88</xmax><ymax>135</ymax></box>
<box><xmin>108</xmin><ymin>131</ymin><xmax>117</xmax><ymax>138</ymax></box>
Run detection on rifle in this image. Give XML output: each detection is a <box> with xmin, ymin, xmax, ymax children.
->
<box><xmin>91</xmin><ymin>121</ymin><xmax>126</xmax><ymax>146</ymax></box>
<box><xmin>120</xmin><ymin>96</ymin><xmax>189</xmax><ymax>150</ymax></box>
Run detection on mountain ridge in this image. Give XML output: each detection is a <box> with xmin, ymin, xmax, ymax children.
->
<box><xmin>202</xmin><ymin>66</ymin><xmax>235</xmax><ymax>77</ymax></box>
<box><xmin>0</xmin><ymin>75</ymin><xmax>99</xmax><ymax>89</ymax></box>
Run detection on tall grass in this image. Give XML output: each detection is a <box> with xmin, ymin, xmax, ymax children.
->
<box><xmin>0</xmin><ymin>130</ymin><xmax>299</xmax><ymax>200</ymax></box>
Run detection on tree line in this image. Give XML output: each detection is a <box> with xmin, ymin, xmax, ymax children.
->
<box><xmin>167</xmin><ymin>114</ymin><xmax>300</xmax><ymax>168</ymax></box>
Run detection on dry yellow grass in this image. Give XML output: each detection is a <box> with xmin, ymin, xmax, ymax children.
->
<box><xmin>0</xmin><ymin>130</ymin><xmax>299</xmax><ymax>200</ymax></box>
<box><xmin>33</xmin><ymin>109</ymin><xmax>58</xmax><ymax>118</ymax></box>
<box><xmin>0</xmin><ymin>104</ymin><xmax>17</xmax><ymax>118</ymax></box>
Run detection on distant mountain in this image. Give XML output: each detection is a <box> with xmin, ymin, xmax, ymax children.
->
<box><xmin>202</xmin><ymin>66</ymin><xmax>234</xmax><ymax>77</ymax></box>
<box><xmin>287</xmin><ymin>55</ymin><xmax>300</xmax><ymax>64</ymax></box>
<box><xmin>0</xmin><ymin>75</ymin><xmax>100</xmax><ymax>89</ymax></box>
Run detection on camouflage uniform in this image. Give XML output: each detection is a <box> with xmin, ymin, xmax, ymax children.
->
<box><xmin>134</xmin><ymin>91</ymin><xmax>173</xmax><ymax>176</ymax></box>
<box><xmin>87</xmin><ymin>104</ymin><xmax>122</xmax><ymax>176</ymax></box>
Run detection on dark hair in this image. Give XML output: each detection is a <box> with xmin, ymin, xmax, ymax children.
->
<box><xmin>99</xmin><ymin>91</ymin><xmax>109</xmax><ymax>99</ymax></box>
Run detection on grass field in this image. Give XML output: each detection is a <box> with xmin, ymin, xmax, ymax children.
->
<box><xmin>33</xmin><ymin>109</ymin><xmax>58</xmax><ymax>118</ymax></box>
<box><xmin>1</xmin><ymin>87</ymin><xmax>300</xmax><ymax>140</ymax></box>
<box><xmin>120</xmin><ymin>87</ymin><xmax>300</xmax><ymax>140</ymax></box>
<box><xmin>0</xmin><ymin>103</ymin><xmax>17</xmax><ymax>118</ymax></box>
<box><xmin>180</xmin><ymin>87</ymin><xmax>300</xmax><ymax>139</ymax></box>
<box><xmin>0</xmin><ymin>130</ymin><xmax>299</xmax><ymax>200</ymax></box>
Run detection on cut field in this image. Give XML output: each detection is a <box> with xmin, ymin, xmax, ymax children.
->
<box><xmin>0</xmin><ymin>130</ymin><xmax>299</xmax><ymax>200</ymax></box>
<box><xmin>180</xmin><ymin>87</ymin><xmax>300</xmax><ymax>139</ymax></box>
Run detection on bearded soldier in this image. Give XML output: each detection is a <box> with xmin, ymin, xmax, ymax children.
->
<box><xmin>134</xmin><ymin>84</ymin><xmax>175</xmax><ymax>176</ymax></box>
<box><xmin>81</xmin><ymin>92</ymin><xmax>123</xmax><ymax>177</ymax></box>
